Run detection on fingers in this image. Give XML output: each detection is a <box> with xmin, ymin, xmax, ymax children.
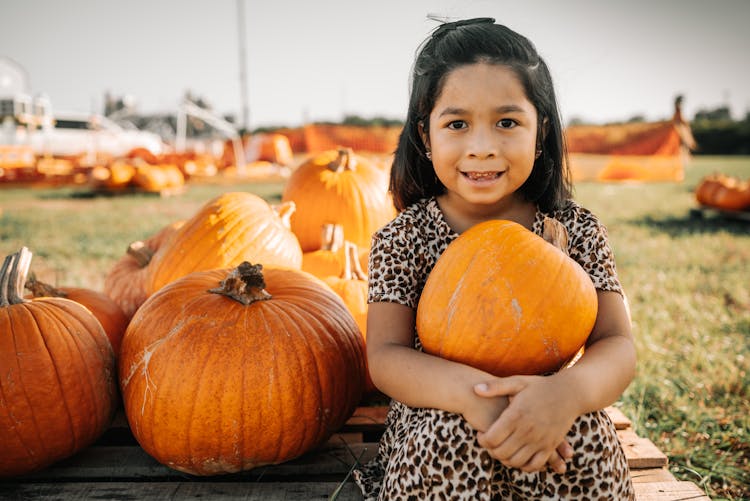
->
<box><xmin>543</xmin><ymin>451</ymin><xmax>567</xmax><ymax>474</ymax></box>
<box><xmin>556</xmin><ymin>439</ymin><xmax>574</xmax><ymax>461</ymax></box>
<box><xmin>474</xmin><ymin>377</ymin><xmax>527</xmax><ymax>398</ymax></box>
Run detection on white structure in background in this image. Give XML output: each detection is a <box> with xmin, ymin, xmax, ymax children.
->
<box><xmin>0</xmin><ymin>56</ymin><xmax>164</xmax><ymax>160</ymax></box>
<box><xmin>176</xmin><ymin>99</ymin><xmax>246</xmax><ymax>174</ymax></box>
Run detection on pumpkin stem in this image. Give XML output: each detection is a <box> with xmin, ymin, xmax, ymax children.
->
<box><xmin>343</xmin><ymin>241</ymin><xmax>368</xmax><ymax>281</ymax></box>
<box><xmin>25</xmin><ymin>273</ymin><xmax>67</xmax><ymax>298</ymax></box>
<box><xmin>208</xmin><ymin>261</ymin><xmax>272</xmax><ymax>305</ymax></box>
<box><xmin>127</xmin><ymin>241</ymin><xmax>155</xmax><ymax>268</ymax></box>
<box><xmin>542</xmin><ymin>217</ymin><xmax>569</xmax><ymax>255</ymax></box>
<box><xmin>272</xmin><ymin>201</ymin><xmax>296</xmax><ymax>229</ymax></box>
<box><xmin>320</xmin><ymin>223</ymin><xmax>344</xmax><ymax>252</ymax></box>
<box><xmin>327</xmin><ymin>147</ymin><xmax>357</xmax><ymax>173</ymax></box>
<box><xmin>0</xmin><ymin>247</ymin><xmax>32</xmax><ymax>307</ymax></box>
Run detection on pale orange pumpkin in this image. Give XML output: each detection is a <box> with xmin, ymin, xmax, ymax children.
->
<box><xmin>144</xmin><ymin>193</ymin><xmax>303</xmax><ymax>294</ymax></box>
<box><xmin>119</xmin><ymin>262</ymin><xmax>365</xmax><ymax>475</ymax></box>
<box><xmin>0</xmin><ymin>248</ymin><xmax>117</xmax><ymax>477</ymax></box>
<box><xmin>25</xmin><ymin>274</ymin><xmax>128</xmax><ymax>357</ymax></box>
<box><xmin>104</xmin><ymin>220</ymin><xmax>184</xmax><ymax>319</ymax></box>
<box><xmin>416</xmin><ymin>218</ymin><xmax>598</xmax><ymax>377</ymax></box>
<box><xmin>281</xmin><ymin>148</ymin><xmax>396</xmax><ymax>251</ymax></box>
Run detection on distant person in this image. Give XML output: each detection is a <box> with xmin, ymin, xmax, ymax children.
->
<box><xmin>355</xmin><ymin>18</ymin><xmax>636</xmax><ymax>499</ymax></box>
<box><xmin>673</xmin><ymin>94</ymin><xmax>697</xmax><ymax>162</ymax></box>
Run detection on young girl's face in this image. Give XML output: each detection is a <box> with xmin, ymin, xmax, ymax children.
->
<box><xmin>424</xmin><ymin>62</ymin><xmax>539</xmax><ymax>214</ymax></box>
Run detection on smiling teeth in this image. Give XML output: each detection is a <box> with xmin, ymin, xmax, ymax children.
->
<box><xmin>465</xmin><ymin>171</ymin><xmax>499</xmax><ymax>180</ymax></box>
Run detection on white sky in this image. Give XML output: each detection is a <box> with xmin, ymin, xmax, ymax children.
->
<box><xmin>1</xmin><ymin>0</ymin><xmax>749</xmax><ymax>129</ymax></box>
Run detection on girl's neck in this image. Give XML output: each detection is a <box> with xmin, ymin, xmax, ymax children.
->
<box><xmin>436</xmin><ymin>193</ymin><xmax>537</xmax><ymax>234</ymax></box>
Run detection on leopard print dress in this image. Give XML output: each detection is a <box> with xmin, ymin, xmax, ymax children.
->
<box><xmin>353</xmin><ymin>197</ymin><xmax>635</xmax><ymax>500</ymax></box>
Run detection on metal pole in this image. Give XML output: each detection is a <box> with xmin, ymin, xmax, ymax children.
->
<box><xmin>237</xmin><ymin>0</ymin><xmax>250</xmax><ymax>132</ymax></box>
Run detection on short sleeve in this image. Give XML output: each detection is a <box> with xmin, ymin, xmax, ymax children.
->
<box><xmin>565</xmin><ymin>210</ymin><xmax>623</xmax><ymax>295</ymax></box>
<box><xmin>367</xmin><ymin>223</ymin><xmax>424</xmax><ymax>309</ymax></box>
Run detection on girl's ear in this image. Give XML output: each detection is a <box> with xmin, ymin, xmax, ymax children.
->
<box><xmin>418</xmin><ymin>120</ymin><xmax>431</xmax><ymax>151</ymax></box>
<box><xmin>536</xmin><ymin>116</ymin><xmax>550</xmax><ymax>151</ymax></box>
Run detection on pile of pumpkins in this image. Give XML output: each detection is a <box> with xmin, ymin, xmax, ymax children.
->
<box><xmin>1</xmin><ymin>147</ymin><xmax>394</xmax><ymax>477</ymax></box>
<box><xmin>1</xmin><ymin>146</ymin><xmax>599</xmax><ymax>478</ymax></box>
<box><xmin>694</xmin><ymin>173</ymin><xmax>750</xmax><ymax>212</ymax></box>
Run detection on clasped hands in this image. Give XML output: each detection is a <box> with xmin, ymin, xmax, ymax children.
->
<box><xmin>462</xmin><ymin>374</ymin><xmax>578</xmax><ymax>474</ymax></box>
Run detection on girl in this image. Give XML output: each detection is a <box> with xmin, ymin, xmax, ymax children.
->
<box><xmin>354</xmin><ymin>18</ymin><xmax>637</xmax><ymax>500</ymax></box>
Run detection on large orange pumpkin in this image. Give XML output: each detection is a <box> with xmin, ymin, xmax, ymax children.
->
<box><xmin>104</xmin><ymin>220</ymin><xmax>184</xmax><ymax>319</ymax></box>
<box><xmin>144</xmin><ymin>192</ymin><xmax>303</xmax><ymax>294</ymax></box>
<box><xmin>25</xmin><ymin>274</ymin><xmax>128</xmax><ymax>357</ymax></box>
<box><xmin>0</xmin><ymin>248</ymin><xmax>117</xmax><ymax>477</ymax></box>
<box><xmin>281</xmin><ymin>148</ymin><xmax>396</xmax><ymax>251</ymax></box>
<box><xmin>119</xmin><ymin>262</ymin><xmax>365</xmax><ymax>475</ymax></box>
<box><xmin>416</xmin><ymin>218</ymin><xmax>598</xmax><ymax>377</ymax></box>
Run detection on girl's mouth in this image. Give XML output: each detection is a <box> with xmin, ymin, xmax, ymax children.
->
<box><xmin>462</xmin><ymin>171</ymin><xmax>502</xmax><ymax>181</ymax></box>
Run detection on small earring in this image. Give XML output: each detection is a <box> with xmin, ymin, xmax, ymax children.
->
<box><xmin>425</xmin><ymin>150</ymin><xmax>432</xmax><ymax>160</ymax></box>
<box><xmin>535</xmin><ymin>149</ymin><xmax>542</xmax><ymax>159</ymax></box>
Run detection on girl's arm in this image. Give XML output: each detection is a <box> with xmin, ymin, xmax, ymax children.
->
<box><xmin>367</xmin><ymin>301</ymin><xmax>574</xmax><ymax>473</ymax></box>
<box><xmin>474</xmin><ymin>290</ymin><xmax>636</xmax><ymax>472</ymax></box>
<box><xmin>367</xmin><ymin>301</ymin><xmax>507</xmax><ymax>426</ymax></box>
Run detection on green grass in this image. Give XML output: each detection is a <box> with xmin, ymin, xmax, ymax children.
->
<box><xmin>1</xmin><ymin>156</ymin><xmax>749</xmax><ymax>499</ymax></box>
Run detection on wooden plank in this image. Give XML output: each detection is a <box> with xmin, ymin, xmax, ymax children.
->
<box><xmin>0</xmin><ymin>481</ymin><xmax>364</xmax><ymax>501</ymax></box>
<box><xmin>14</xmin><ymin>439</ymin><xmax>379</xmax><ymax>482</ymax></box>
<box><xmin>634</xmin><ymin>481</ymin><xmax>710</xmax><ymax>500</ymax></box>
<box><xmin>630</xmin><ymin>468</ymin><xmax>677</xmax><ymax>484</ymax></box>
<box><xmin>618</xmin><ymin>429</ymin><xmax>669</xmax><ymax>469</ymax></box>
<box><xmin>605</xmin><ymin>406</ymin><xmax>633</xmax><ymax>430</ymax></box>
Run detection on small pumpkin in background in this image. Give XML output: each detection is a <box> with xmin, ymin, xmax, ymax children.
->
<box><xmin>104</xmin><ymin>220</ymin><xmax>184</xmax><ymax>319</ymax></box>
<box><xmin>282</xmin><ymin>147</ymin><xmax>396</xmax><ymax>252</ymax></box>
<box><xmin>144</xmin><ymin>192</ymin><xmax>303</xmax><ymax>294</ymax></box>
<box><xmin>416</xmin><ymin>218</ymin><xmax>598</xmax><ymax>377</ymax></box>
<box><xmin>695</xmin><ymin>173</ymin><xmax>750</xmax><ymax>211</ymax></box>
<box><xmin>301</xmin><ymin>223</ymin><xmax>346</xmax><ymax>279</ymax></box>
<box><xmin>89</xmin><ymin>160</ymin><xmax>136</xmax><ymax>189</ymax></box>
<box><xmin>323</xmin><ymin>241</ymin><xmax>376</xmax><ymax>394</ymax></box>
<box><xmin>120</xmin><ymin>262</ymin><xmax>365</xmax><ymax>475</ymax></box>
<box><xmin>0</xmin><ymin>248</ymin><xmax>117</xmax><ymax>477</ymax></box>
<box><xmin>25</xmin><ymin>274</ymin><xmax>128</xmax><ymax>357</ymax></box>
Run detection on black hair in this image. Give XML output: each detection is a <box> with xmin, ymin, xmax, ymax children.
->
<box><xmin>390</xmin><ymin>17</ymin><xmax>572</xmax><ymax>212</ymax></box>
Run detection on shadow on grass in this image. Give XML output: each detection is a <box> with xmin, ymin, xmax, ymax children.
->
<box><xmin>630</xmin><ymin>209</ymin><xmax>750</xmax><ymax>237</ymax></box>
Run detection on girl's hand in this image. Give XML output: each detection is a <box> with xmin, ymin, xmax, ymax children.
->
<box><xmin>473</xmin><ymin>375</ymin><xmax>579</xmax><ymax>473</ymax></box>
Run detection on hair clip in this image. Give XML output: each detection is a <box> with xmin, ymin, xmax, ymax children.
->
<box><xmin>431</xmin><ymin>17</ymin><xmax>496</xmax><ymax>38</ymax></box>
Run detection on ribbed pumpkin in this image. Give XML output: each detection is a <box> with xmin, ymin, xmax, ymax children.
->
<box><xmin>119</xmin><ymin>262</ymin><xmax>365</xmax><ymax>475</ymax></box>
<box><xmin>0</xmin><ymin>248</ymin><xmax>117</xmax><ymax>477</ymax></box>
<box><xmin>104</xmin><ymin>220</ymin><xmax>184</xmax><ymax>319</ymax></box>
<box><xmin>281</xmin><ymin>148</ymin><xmax>396</xmax><ymax>251</ymax></box>
<box><xmin>416</xmin><ymin>218</ymin><xmax>598</xmax><ymax>377</ymax></box>
<box><xmin>25</xmin><ymin>274</ymin><xmax>128</xmax><ymax>357</ymax></box>
<box><xmin>144</xmin><ymin>192</ymin><xmax>303</xmax><ymax>294</ymax></box>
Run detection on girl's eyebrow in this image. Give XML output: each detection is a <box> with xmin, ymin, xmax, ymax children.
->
<box><xmin>437</xmin><ymin>105</ymin><xmax>528</xmax><ymax>117</ymax></box>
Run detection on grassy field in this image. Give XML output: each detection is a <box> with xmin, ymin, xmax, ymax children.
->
<box><xmin>1</xmin><ymin>155</ymin><xmax>749</xmax><ymax>499</ymax></box>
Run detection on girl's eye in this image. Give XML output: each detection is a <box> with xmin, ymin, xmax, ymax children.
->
<box><xmin>447</xmin><ymin>120</ymin><xmax>467</xmax><ymax>130</ymax></box>
<box><xmin>498</xmin><ymin>119</ymin><xmax>517</xmax><ymax>129</ymax></box>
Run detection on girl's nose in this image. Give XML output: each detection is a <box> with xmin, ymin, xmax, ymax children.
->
<box><xmin>467</xmin><ymin>128</ymin><xmax>498</xmax><ymax>159</ymax></box>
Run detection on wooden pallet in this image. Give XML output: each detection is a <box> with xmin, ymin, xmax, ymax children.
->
<box><xmin>0</xmin><ymin>405</ymin><xmax>710</xmax><ymax>500</ymax></box>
